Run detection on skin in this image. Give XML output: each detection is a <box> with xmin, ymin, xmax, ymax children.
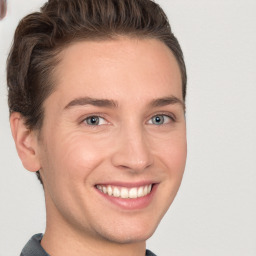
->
<box><xmin>10</xmin><ymin>37</ymin><xmax>187</xmax><ymax>256</ymax></box>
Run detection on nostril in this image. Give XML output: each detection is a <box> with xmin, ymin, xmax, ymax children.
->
<box><xmin>110</xmin><ymin>133</ymin><xmax>153</xmax><ymax>172</ymax></box>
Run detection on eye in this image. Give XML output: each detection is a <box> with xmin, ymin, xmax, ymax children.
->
<box><xmin>148</xmin><ymin>114</ymin><xmax>173</xmax><ymax>125</ymax></box>
<box><xmin>84</xmin><ymin>116</ymin><xmax>108</xmax><ymax>126</ymax></box>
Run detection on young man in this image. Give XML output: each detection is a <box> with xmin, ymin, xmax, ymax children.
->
<box><xmin>7</xmin><ymin>0</ymin><xmax>187</xmax><ymax>255</ymax></box>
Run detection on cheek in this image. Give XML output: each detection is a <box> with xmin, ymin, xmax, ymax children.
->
<box><xmin>171</xmin><ymin>137</ymin><xmax>187</xmax><ymax>172</ymax></box>
<box><xmin>63</xmin><ymin>136</ymin><xmax>107</xmax><ymax>178</ymax></box>
<box><xmin>40</xmin><ymin>133</ymin><xmax>108</xmax><ymax>219</ymax></box>
<box><xmin>42</xmin><ymin>132</ymin><xmax>108</xmax><ymax>185</ymax></box>
<box><xmin>153</xmin><ymin>131</ymin><xmax>187</xmax><ymax>173</ymax></box>
<box><xmin>150</xmin><ymin>132</ymin><xmax>187</xmax><ymax>219</ymax></box>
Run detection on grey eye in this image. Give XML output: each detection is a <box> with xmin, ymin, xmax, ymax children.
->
<box><xmin>84</xmin><ymin>116</ymin><xmax>108</xmax><ymax>126</ymax></box>
<box><xmin>85</xmin><ymin>116</ymin><xmax>100</xmax><ymax>125</ymax></box>
<box><xmin>148</xmin><ymin>115</ymin><xmax>173</xmax><ymax>125</ymax></box>
<box><xmin>151</xmin><ymin>115</ymin><xmax>165</xmax><ymax>125</ymax></box>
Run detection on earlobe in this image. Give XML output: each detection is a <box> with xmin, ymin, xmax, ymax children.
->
<box><xmin>10</xmin><ymin>112</ymin><xmax>41</xmax><ymax>172</ymax></box>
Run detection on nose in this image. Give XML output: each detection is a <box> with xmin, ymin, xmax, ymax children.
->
<box><xmin>111</xmin><ymin>125</ymin><xmax>154</xmax><ymax>172</ymax></box>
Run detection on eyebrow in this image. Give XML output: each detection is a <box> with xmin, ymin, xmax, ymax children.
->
<box><xmin>64</xmin><ymin>95</ymin><xmax>185</xmax><ymax>110</ymax></box>
<box><xmin>64</xmin><ymin>97</ymin><xmax>118</xmax><ymax>109</ymax></box>
<box><xmin>150</xmin><ymin>96</ymin><xmax>185</xmax><ymax>110</ymax></box>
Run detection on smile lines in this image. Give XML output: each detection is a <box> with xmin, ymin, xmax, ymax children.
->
<box><xmin>96</xmin><ymin>184</ymin><xmax>153</xmax><ymax>199</ymax></box>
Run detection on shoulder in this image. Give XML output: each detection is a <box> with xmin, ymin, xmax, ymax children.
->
<box><xmin>20</xmin><ymin>234</ymin><xmax>49</xmax><ymax>256</ymax></box>
<box><xmin>146</xmin><ymin>249</ymin><xmax>157</xmax><ymax>256</ymax></box>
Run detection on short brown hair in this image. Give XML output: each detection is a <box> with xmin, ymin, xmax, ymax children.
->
<box><xmin>7</xmin><ymin>0</ymin><xmax>187</xmax><ymax>183</ymax></box>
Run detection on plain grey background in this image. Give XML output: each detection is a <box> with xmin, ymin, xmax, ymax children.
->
<box><xmin>0</xmin><ymin>0</ymin><xmax>256</xmax><ymax>255</ymax></box>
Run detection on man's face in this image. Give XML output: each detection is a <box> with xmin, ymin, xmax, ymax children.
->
<box><xmin>37</xmin><ymin>37</ymin><xmax>187</xmax><ymax>244</ymax></box>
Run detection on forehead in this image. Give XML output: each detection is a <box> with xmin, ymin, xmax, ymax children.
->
<box><xmin>47</xmin><ymin>37</ymin><xmax>182</xmax><ymax>108</ymax></box>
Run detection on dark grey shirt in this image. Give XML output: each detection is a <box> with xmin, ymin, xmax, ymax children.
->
<box><xmin>20</xmin><ymin>233</ymin><xmax>157</xmax><ymax>256</ymax></box>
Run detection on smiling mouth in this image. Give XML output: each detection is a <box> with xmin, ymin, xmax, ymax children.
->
<box><xmin>96</xmin><ymin>184</ymin><xmax>153</xmax><ymax>199</ymax></box>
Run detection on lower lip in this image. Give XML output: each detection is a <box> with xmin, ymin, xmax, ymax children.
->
<box><xmin>95</xmin><ymin>185</ymin><xmax>157</xmax><ymax>211</ymax></box>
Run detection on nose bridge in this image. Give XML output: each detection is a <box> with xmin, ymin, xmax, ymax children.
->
<box><xmin>111</xmin><ymin>121</ymin><xmax>153</xmax><ymax>172</ymax></box>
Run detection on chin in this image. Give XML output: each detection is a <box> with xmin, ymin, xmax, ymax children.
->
<box><xmin>95</xmin><ymin>218</ymin><xmax>159</xmax><ymax>244</ymax></box>
<box><xmin>104</xmin><ymin>230</ymin><xmax>155</xmax><ymax>245</ymax></box>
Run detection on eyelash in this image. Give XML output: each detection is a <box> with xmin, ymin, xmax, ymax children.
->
<box><xmin>148</xmin><ymin>113</ymin><xmax>176</xmax><ymax>125</ymax></box>
<box><xmin>82</xmin><ymin>114</ymin><xmax>109</xmax><ymax>126</ymax></box>
<box><xmin>81</xmin><ymin>113</ymin><xmax>176</xmax><ymax>126</ymax></box>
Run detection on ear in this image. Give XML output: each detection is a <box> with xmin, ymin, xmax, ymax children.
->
<box><xmin>10</xmin><ymin>112</ymin><xmax>41</xmax><ymax>172</ymax></box>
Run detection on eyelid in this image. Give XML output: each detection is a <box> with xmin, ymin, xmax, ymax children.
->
<box><xmin>147</xmin><ymin>112</ymin><xmax>176</xmax><ymax>124</ymax></box>
<box><xmin>150</xmin><ymin>111</ymin><xmax>176</xmax><ymax>120</ymax></box>
<box><xmin>80</xmin><ymin>113</ymin><xmax>109</xmax><ymax>125</ymax></box>
<box><xmin>78</xmin><ymin>111</ymin><xmax>176</xmax><ymax>126</ymax></box>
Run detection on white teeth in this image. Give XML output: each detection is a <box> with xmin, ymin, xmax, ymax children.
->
<box><xmin>147</xmin><ymin>184</ymin><xmax>152</xmax><ymax>194</ymax></box>
<box><xmin>102</xmin><ymin>186</ymin><xmax>107</xmax><ymax>194</ymax></box>
<box><xmin>137</xmin><ymin>186</ymin><xmax>144</xmax><ymax>197</ymax></box>
<box><xmin>107</xmin><ymin>185</ymin><xmax>112</xmax><ymax>196</ymax></box>
<box><xmin>120</xmin><ymin>187</ymin><xmax>129</xmax><ymax>198</ymax></box>
<box><xmin>129</xmin><ymin>188</ymin><xmax>138</xmax><ymax>198</ymax></box>
<box><xmin>113</xmin><ymin>187</ymin><xmax>120</xmax><ymax>197</ymax></box>
<box><xmin>96</xmin><ymin>185</ymin><xmax>102</xmax><ymax>191</ymax></box>
<box><xmin>143</xmin><ymin>186</ymin><xmax>148</xmax><ymax>195</ymax></box>
<box><xmin>96</xmin><ymin>184</ymin><xmax>153</xmax><ymax>199</ymax></box>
